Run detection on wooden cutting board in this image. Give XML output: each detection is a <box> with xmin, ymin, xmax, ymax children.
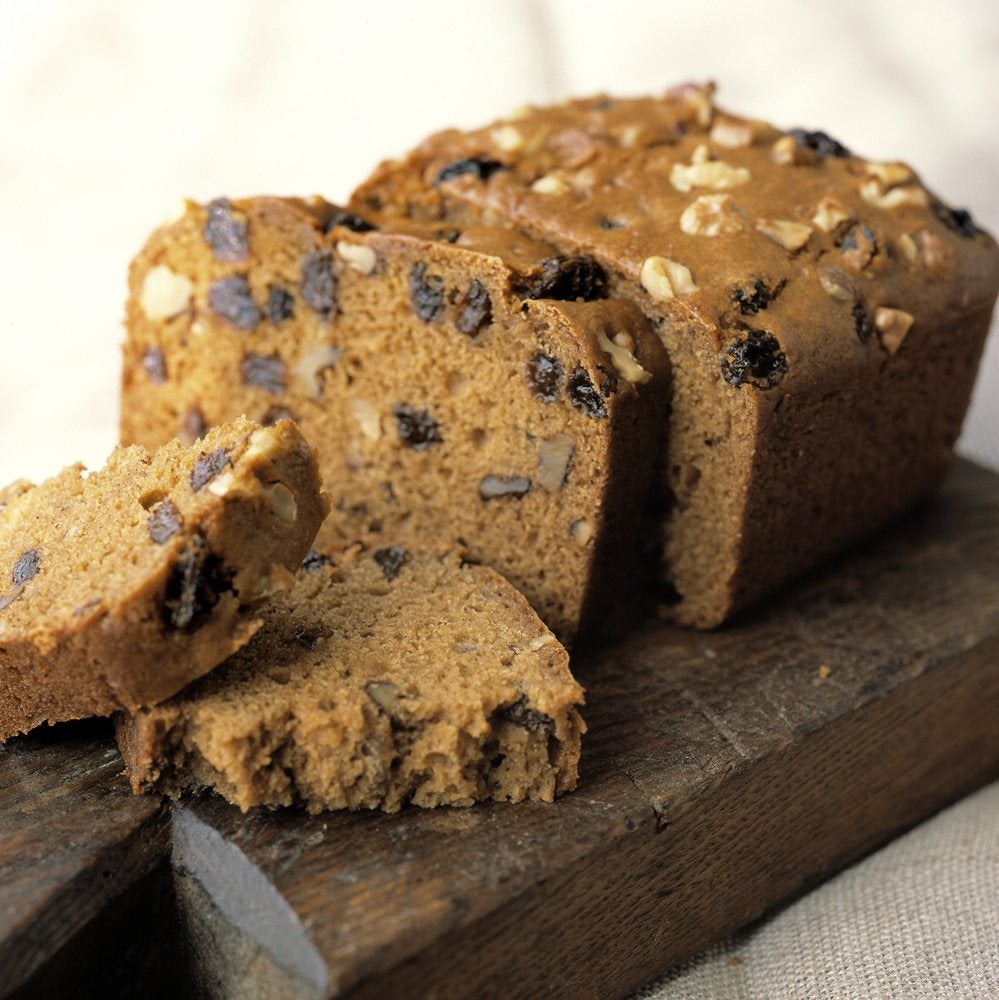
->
<box><xmin>3</xmin><ymin>460</ymin><xmax>999</xmax><ymax>1000</ymax></box>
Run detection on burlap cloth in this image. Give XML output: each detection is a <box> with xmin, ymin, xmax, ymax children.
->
<box><xmin>632</xmin><ymin>780</ymin><xmax>999</xmax><ymax>998</ymax></box>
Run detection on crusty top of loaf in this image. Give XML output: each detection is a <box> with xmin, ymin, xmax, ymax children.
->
<box><xmin>353</xmin><ymin>83</ymin><xmax>999</xmax><ymax>395</ymax></box>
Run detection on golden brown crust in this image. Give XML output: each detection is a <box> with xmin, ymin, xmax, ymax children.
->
<box><xmin>0</xmin><ymin>417</ymin><xmax>328</xmax><ymax>737</ymax></box>
<box><xmin>116</xmin><ymin>539</ymin><xmax>584</xmax><ymax>813</ymax></box>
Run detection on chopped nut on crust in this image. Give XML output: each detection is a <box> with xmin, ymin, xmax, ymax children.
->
<box><xmin>812</xmin><ymin>197</ymin><xmax>854</xmax><ymax>233</ymax></box>
<box><xmin>531</xmin><ymin>174</ymin><xmax>571</xmax><ymax>195</ymax></box>
<box><xmin>874</xmin><ymin>307</ymin><xmax>915</xmax><ymax>354</ymax></box>
<box><xmin>680</xmin><ymin>194</ymin><xmax>743</xmax><ymax>236</ymax></box>
<box><xmin>709</xmin><ymin>118</ymin><xmax>756</xmax><ymax>149</ymax></box>
<box><xmin>817</xmin><ymin>267</ymin><xmax>855</xmax><ymax>301</ymax></box>
<box><xmin>756</xmin><ymin>219</ymin><xmax>813</xmax><ymax>253</ymax></box>
<box><xmin>671</xmin><ymin>145</ymin><xmax>751</xmax><ymax>193</ymax></box>
<box><xmin>492</xmin><ymin>124</ymin><xmax>525</xmax><ymax>153</ymax></box>
<box><xmin>897</xmin><ymin>232</ymin><xmax>919</xmax><ymax>263</ymax></box>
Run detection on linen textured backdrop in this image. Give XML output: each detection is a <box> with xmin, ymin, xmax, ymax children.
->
<box><xmin>1</xmin><ymin>2</ymin><xmax>997</xmax><ymax>997</ymax></box>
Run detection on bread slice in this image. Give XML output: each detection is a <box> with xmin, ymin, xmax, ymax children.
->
<box><xmin>0</xmin><ymin>417</ymin><xmax>328</xmax><ymax>737</ymax></box>
<box><xmin>351</xmin><ymin>84</ymin><xmax>999</xmax><ymax>626</ymax></box>
<box><xmin>116</xmin><ymin>539</ymin><xmax>584</xmax><ymax>813</ymax></box>
<box><xmin>120</xmin><ymin>196</ymin><xmax>669</xmax><ymax>642</ymax></box>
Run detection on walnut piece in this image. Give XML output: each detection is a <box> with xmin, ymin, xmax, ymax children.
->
<box><xmin>140</xmin><ymin>265</ymin><xmax>194</xmax><ymax>321</ymax></box>
<box><xmin>640</xmin><ymin>256</ymin><xmax>698</xmax><ymax>303</ymax></box>
<box><xmin>679</xmin><ymin>194</ymin><xmax>743</xmax><ymax>236</ymax></box>
<box><xmin>812</xmin><ymin>196</ymin><xmax>854</xmax><ymax>233</ymax></box>
<box><xmin>596</xmin><ymin>330</ymin><xmax>652</xmax><ymax>384</ymax></box>
<box><xmin>874</xmin><ymin>307</ymin><xmax>914</xmax><ymax>355</ymax></box>
<box><xmin>531</xmin><ymin>174</ymin><xmax>571</xmax><ymax>195</ymax></box>
<box><xmin>536</xmin><ymin>435</ymin><xmax>574</xmax><ymax>491</ymax></box>
<box><xmin>756</xmin><ymin>218</ymin><xmax>813</xmax><ymax>253</ymax></box>
<box><xmin>670</xmin><ymin>144</ymin><xmax>751</xmax><ymax>193</ymax></box>
<box><xmin>336</xmin><ymin>241</ymin><xmax>377</xmax><ymax>276</ymax></box>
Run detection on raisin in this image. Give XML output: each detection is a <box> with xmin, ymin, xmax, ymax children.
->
<box><xmin>516</xmin><ymin>255</ymin><xmax>608</xmax><ymax>302</ymax></box>
<box><xmin>373</xmin><ymin>545</ymin><xmax>408</xmax><ymax>581</ymax></box>
<box><xmin>190</xmin><ymin>448</ymin><xmax>231</xmax><ymax>491</ymax></box>
<box><xmin>209</xmin><ymin>276</ymin><xmax>261</xmax><ymax>330</ymax></box>
<box><xmin>323</xmin><ymin>207</ymin><xmax>376</xmax><ymax>234</ymax></box>
<box><xmin>434</xmin><ymin>157</ymin><xmax>506</xmax><ymax>185</ymax></box>
<box><xmin>409</xmin><ymin>262</ymin><xmax>445</xmax><ymax>322</ymax></box>
<box><xmin>292</xmin><ymin>627</ymin><xmax>322</xmax><ymax>649</ymax></box>
<box><xmin>142</xmin><ymin>347</ymin><xmax>168</xmax><ymax>383</ymax></box>
<box><xmin>526</xmin><ymin>351</ymin><xmax>563</xmax><ymax>402</ymax></box>
<box><xmin>935</xmin><ymin>203</ymin><xmax>981</xmax><ymax>239</ymax></box>
<box><xmin>161</xmin><ymin>534</ymin><xmax>233</xmax><ymax>632</ymax></box>
<box><xmin>147</xmin><ymin>500</ymin><xmax>182</xmax><ymax>544</ymax></box>
<box><xmin>597</xmin><ymin>216</ymin><xmax>624</xmax><ymax>230</ymax></box>
<box><xmin>261</xmin><ymin>405</ymin><xmax>296</xmax><ymax>427</ymax></box>
<box><xmin>437</xmin><ymin>228</ymin><xmax>462</xmax><ymax>243</ymax></box>
<box><xmin>852</xmin><ymin>302</ymin><xmax>874</xmax><ymax>343</ymax></box>
<box><xmin>300</xmin><ymin>250</ymin><xmax>337</xmax><ymax>316</ymax></box>
<box><xmin>301</xmin><ymin>550</ymin><xmax>333</xmax><ymax>572</ymax></box>
<box><xmin>567</xmin><ymin>368</ymin><xmax>608</xmax><ymax>419</ymax></box>
<box><xmin>788</xmin><ymin>128</ymin><xmax>851</xmax><ymax>159</ymax></box>
<box><xmin>495</xmin><ymin>695</ymin><xmax>555</xmax><ymax>734</ymax></box>
<box><xmin>393</xmin><ymin>404</ymin><xmax>442</xmax><ymax>450</ymax></box>
<box><xmin>12</xmin><ymin>549</ymin><xmax>40</xmax><ymax>586</ymax></box>
<box><xmin>182</xmin><ymin>408</ymin><xmax>207</xmax><ymax>443</ymax></box>
<box><xmin>455</xmin><ymin>279</ymin><xmax>492</xmax><ymax>336</ymax></box>
<box><xmin>478</xmin><ymin>475</ymin><xmax>532</xmax><ymax>499</ymax></box>
<box><xmin>839</xmin><ymin>224</ymin><xmax>879</xmax><ymax>271</ymax></box>
<box><xmin>721</xmin><ymin>330</ymin><xmax>788</xmax><ymax>389</ymax></box>
<box><xmin>203</xmin><ymin>198</ymin><xmax>249</xmax><ymax>262</ymax></box>
<box><xmin>241</xmin><ymin>353</ymin><xmax>286</xmax><ymax>393</ymax></box>
<box><xmin>731</xmin><ymin>278</ymin><xmax>786</xmax><ymax>315</ymax></box>
<box><xmin>267</xmin><ymin>285</ymin><xmax>295</xmax><ymax>324</ymax></box>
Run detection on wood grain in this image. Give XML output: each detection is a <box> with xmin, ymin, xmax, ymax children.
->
<box><xmin>0</xmin><ymin>720</ymin><xmax>165</xmax><ymax>996</ymax></box>
<box><xmin>1</xmin><ymin>461</ymin><xmax>998</xmax><ymax>999</ymax></box>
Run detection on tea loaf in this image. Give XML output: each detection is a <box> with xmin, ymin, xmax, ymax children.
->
<box><xmin>121</xmin><ymin>196</ymin><xmax>669</xmax><ymax>641</ymax></box>
<box><xmin>352</xmin><ymin>83</ymin><xmax>999</xmax><ymax>626</ymax></box>
<box><xmin>115</xmin><ymin>539</ymin><xmax>584</xmax><ymax>813</ymax></box>
<box><xmin>0</xmin><ymin>417</ymin><xmax>327</xmax><ymax>738</ymax></box>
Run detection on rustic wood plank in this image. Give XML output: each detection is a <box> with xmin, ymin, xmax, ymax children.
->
<box><xmin>0</xmin><ymin>462</ymin><xmax>996</xmax><ymax>997</ymax></box>
<box><xmin>0</xmin><ymin>720</ymin><xmax>166</xmax><ymax>997</ymax></box>
<box><xmin>168</xmin><ymin>461</ymin><xmax>999</xmax><ymax>999</ymax></box>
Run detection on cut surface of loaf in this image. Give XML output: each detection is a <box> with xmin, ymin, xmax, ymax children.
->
<box><xmin>351</xmin><ymin>84</ymin><xmax>999</xmax><ymax>627</ymax></box>
<box><xmin>121</xmin><ymin>197</ymin><xmax>669</xmax><ymax>641</ymax></box>
<box><xmin>0</xmin><ymin>417</ymin><xmax>328</xmax><ymax>738</ymax></box>
<box><xmin>116</xmin><ymin>539</ymin><xmax>585</xmax><ymax>813</ymax></box>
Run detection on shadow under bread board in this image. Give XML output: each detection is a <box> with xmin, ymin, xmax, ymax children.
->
<box><xmin>2</xmin><ymin>460</ymin><xmax>998</xmax><ymax>1000</ymax></box>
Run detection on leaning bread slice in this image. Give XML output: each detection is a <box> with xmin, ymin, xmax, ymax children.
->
<box><xmin>116</xmin><ymin>539</ymin><xmax>585</xmax><ymax>813</ymax></box>
<box><xmin>0</xmin><ymin>417</ymin><xmax>328</xmax><ymax>738</ymax></box>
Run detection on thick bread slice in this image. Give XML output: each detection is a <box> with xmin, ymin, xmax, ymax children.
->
<box><xmin>0</xmin><ymin>417</ymin><xmax>328</xmax><ymax>737</ymax></box>
<box><xmin>116</xmin><ymin>539</ymin><xmax>584</xmax><ymax>813</ymax></box>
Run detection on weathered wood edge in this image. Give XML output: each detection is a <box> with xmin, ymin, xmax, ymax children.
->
<box><xmin>0</xmin><ymin>722</ymin><xmax>167</xmax><ymax>996</ymax></box>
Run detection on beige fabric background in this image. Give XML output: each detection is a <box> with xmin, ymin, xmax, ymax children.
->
<box><xmin>1</xmin><ymin>3</ymin><xmax>997</xmax><ymax>996</ymax></box>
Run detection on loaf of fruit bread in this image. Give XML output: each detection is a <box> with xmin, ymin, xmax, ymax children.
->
<box><xmin>115</xmin><ymin>538</ymin><xmax>584</xmax><ymax>813</ymax></box>
<box><xmin>121</xmin><ymin>196</ymin><xmax>670</xmax><ymax>642</ymax></box>
<box><xmin>351</xmin><ymin>83</ymin><xmax>999</xmax><ymax>627</ymax></box>
<box><xmin>0</xmin><ymin>417</ymin><xmax>328</xmax><ymax>738</ymax></box>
